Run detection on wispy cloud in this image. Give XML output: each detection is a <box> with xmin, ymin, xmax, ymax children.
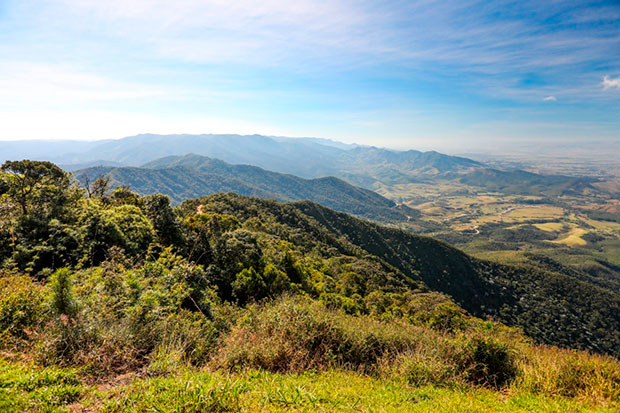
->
<box><xmin>1</xmin><ymin>0</ymin><xmax>619</xmax><ymax>145</ymax></box>
<box><xmin>0</xmin><ymin>62</ymin><xmax>164</xmax><ymax>106</ymax></box>
<box><xmin>602</xmin><ymin>75</ymin><xmax>620</xmax><ymax>90</ymax></box>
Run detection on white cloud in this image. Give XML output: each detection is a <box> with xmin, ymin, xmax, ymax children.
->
<box><xmin>543</xmin><ymin>96</ymin><xmax>557</xmax><ymax>101</ymax></box>
<box><xmin>602</xmin><ymin>75</ymin><xmax>620</xmax><ymax>90</ymax></box>
<box><xmin>0</xmin><ymin>62</ymin><xmax>164</xmax><ymax>106</ymax></box>
<box><xmin>0</xmin><ymin>110</ymin><xmax>291</xmax><ymax>141</ymax></box>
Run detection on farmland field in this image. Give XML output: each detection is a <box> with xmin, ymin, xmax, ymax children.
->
<box><xmin>377</xmin><ymin>178</ymin><xmax>620</xmax><ymax>283</ymax></box>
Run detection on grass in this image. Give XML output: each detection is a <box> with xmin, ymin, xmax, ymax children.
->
<box><xmin>503</xmin><ymin>206</ymin><xmax>564</xmax><ymax>221</ymax></box>
<box><xmin>66</xmin><ymin>369</ymin><xmax>620</xmax><ymax>412</ymax></box>
<box><xmin>1</xmin><ymin>295</ymin><xmax>620</xmax><ymax>412</ymax></box>
<box><xmin>0</xmin><ymin>361</ymin><xmax>615</xmax><ymax>412</ymax></box>
<box><xmin>534</xmin><ymin>222</ymin><xmax>565</xmax><ymax>232</ymax></box>
<box><xmin>550</xmin><ymin>227</ymin><xmax>588</xmax><ymax>246</ymax></box>
<box><xmin>0</xmin><ymin>358</ymin><xmax>84</xmax><ymax>412</ymax></box>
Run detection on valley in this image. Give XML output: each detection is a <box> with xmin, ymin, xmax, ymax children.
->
<box><xmin>1</xmin><ymin>137</ymin><xmax>619</xmax><ymax>411</ymax></box>
<box><xmin>379</xmin><ymin>177</ymin><xmax>620</xmax><ymax>291</ymax></box>
<box><xmin>51</xmin><ymin>134</ymin><xmax>619</xmax><ymax>294</ymax></box>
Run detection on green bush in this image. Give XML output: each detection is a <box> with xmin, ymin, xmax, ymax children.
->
<box><xmin>48</xmin><ymin>268</ymin><xmax>77</xmax><ymax>318</ymax></box>
<box><xmin>0</xmin><ymin>275</ymin><xmax>45</xmax><ymax>341</ymax></box>
<box><xmin>455</xmin><ymin>336</ymin><xmax>517</xmax><ymax>389</ymax></box>
<box><xmin>215</xmin><ymin>296</ymin><xmax>422</xmax><ymax>372</ymax></box>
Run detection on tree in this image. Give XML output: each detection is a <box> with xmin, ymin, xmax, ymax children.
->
<box><xmin>83</xmin><ymin>175</ymin><xmax>110</xmax><ymax>199</ymax></box>
<box><xmin>142</xmin><ymin>194</ymin><xmax>184</xmax><ymax>247</ymax></box>
<box><xmin>232</xmin><ymin>267</ymin><xmax>267</xmax><ymax>304</ymax></box>
<box><xmin>49</xmin><ymin>268</ymin><xmax>77</xmax><ymax>318</ymax></box>
<box><xmin>1</xmin><ymin>160</ymin><xmax>77</xmax><ymax>217</ymax></box>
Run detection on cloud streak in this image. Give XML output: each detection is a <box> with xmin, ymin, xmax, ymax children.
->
<box><xmin>602</xmin><ymin>75</ymin><xmax>620</xmax><ymax>90</ymax></box>
<box><xmin>0</xmin><ymin>0</ymin><xmax>619</xmax><ymax>146</ymax></box>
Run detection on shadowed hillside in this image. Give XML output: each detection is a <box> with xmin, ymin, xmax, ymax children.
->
<box><xmin>75</xmin><ymin>155</ymin><xmax>418</xmax><ymax>222</ymax></box>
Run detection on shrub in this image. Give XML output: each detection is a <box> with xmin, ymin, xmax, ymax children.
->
<box><xmin>454</xmin><ymin>336</ymin><xmax>517</xmax><ymax>389</ymax></box>
<box><xmin>48</xmin><ymin>268</ymin><xmax>77</xmax><ymax>318</ymax></box>
<box><xmin>232</xmin><ymin>267</ymin><xmax>267</xmax><ymax>304</ymax></box>
<box><xmin>0</xmin><ymin>275</ymin><xmax>45</xmax><ymax>341</ymax></box>
<box><xmin>214</xmin><ymin>296</ymin><xmax>422</xmax><ymax>373</ymax></box>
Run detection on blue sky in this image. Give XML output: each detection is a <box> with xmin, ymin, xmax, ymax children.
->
<box><xmin>0</xmin><ymin>0</ymin><xmax>619</xmax><ymax>152</ymax></box>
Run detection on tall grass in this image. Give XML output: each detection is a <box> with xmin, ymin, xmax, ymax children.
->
<box><xmin>215</xmin><ymin>296</ymin><xmax>518</xmax><ymax>389</ymax></box>
<box><xmin>215</xmin><ymin>295</ymin><xmax>620</xmax><ymax>406</ymax></box>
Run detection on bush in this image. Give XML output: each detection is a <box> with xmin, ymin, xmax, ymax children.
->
<box><xmin>214</xmin><ymin>296</ymin><xmax>423</xmax><ymax>373</ymax></box>
<box><xmin>0</xmin><ymin>275</ymin><xmax>45</xmax><ymax>341</ymax></box>
<box><xmin>455</xmin><ymin>336</ymin><xmax>517</xmax><ymax>389</ymax></box>
<box><xmin>48</xmin><ymin>268</ymin><xmax>77</xmax><ymax>318</ymax></box>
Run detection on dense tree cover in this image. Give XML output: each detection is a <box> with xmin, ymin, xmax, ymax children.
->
<box><xmin>76</xmin><ymin>154</ymin><xmax>418</xmax><ymax>221</ymax></box>
<box><xmin>1</xmin><ymin>160</ymin><xmax>620</xmax><ymax>361</ymax></box>
<box><xmin>4</xmin><ymin>160</ymin><xmax>620</xmax><ymax>412</ymax></box>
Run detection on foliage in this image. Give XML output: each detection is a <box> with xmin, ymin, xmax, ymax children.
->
<box><xmin>0</xmin><ymin>275</ymin><xmax>45</xmax><ymax>341</ymax></box>
<box><xmin>48</xmin><ymin>268</ymin><xmax>77</xmax><ymax>318</ymax></box>
<box><xmin>0</xmin><ymin>359</ymin><xmax>83</xmax><ymax>411</ymax></box>
<box><xmin>1</xmin><ymin>160</ymin><xmax>620</xmax><ymax>412</ymax></box>
<box><xmin>214</xmin><ymin>296</ymin><xmax>422</xmax><ymax>373</ymax></box>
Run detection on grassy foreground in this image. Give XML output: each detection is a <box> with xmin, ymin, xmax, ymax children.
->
<box><xmin>0</xmin><ymin>360</ymin><xmax>616</xmax><ymax>412</ymax></box>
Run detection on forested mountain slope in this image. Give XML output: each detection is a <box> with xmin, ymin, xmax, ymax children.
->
<box><xmin>4</xmin><ymin>134</ymin><xmax>600</xmax><ymax>196</ymax></box>
<box><xmin>2</xmin><ymin>160</ymin><xmax>620</xmax><ymax>412</ymax></box>
<box><xmin>185</xmin><ymin>193</ymin><xmax>620</xmax><ymax>357</ymax></box>
<box><xmin>75</xmin><ymin>155</ymin><xmax>416</xmax><ymax>221</ymax></box>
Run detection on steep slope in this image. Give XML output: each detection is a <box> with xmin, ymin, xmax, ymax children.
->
<box><xmin>75</xmin><ymin>157</ymin><xmax>417</xmax><ymax>222</ymax></box>
<box><xmin>182</xmin><ymin>193</ymin><xmax>620</xmax><ymax>357</ymax></box>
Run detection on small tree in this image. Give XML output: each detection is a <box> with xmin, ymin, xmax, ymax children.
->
<box><xmin>143</xmin><ymin>194</ymin><xmax>184</xmax><ymax>247</ymax></box>
<box><xmin>49</xmin><ymin>268</ymin><xmax>77</xmax><ymax>318</ymax></box>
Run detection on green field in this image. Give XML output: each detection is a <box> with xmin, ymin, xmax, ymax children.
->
<box><xmin>378</xmin><ymin>180</ymin><xmax>620</xmax><ymax>279</ymax></box>
<box><xmin>1</xmin><ymin>360</ymin><xmax>614</xmax><ymax>412</ymax></box>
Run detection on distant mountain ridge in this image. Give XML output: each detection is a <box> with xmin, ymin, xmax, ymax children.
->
<box><xmin>3</xmin><ymin>133</ymin><xmax>601</xmax><ymax>196</ymax></box>
<box><xmin>4</xmin><ymin>134</ymin><xmax>480</xmax><ymax>185</ymax></box>
<box><xmin>76</xmin><ymin>154</ymin><xmax>418</xmax><ymax>222</ymax></box>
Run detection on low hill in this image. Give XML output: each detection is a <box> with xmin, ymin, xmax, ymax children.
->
<box><xmin>26</xmin><ymin>133</ymin><xmax>481</xmax><ymax>185</ymax></box>
<box><xmin>5</xmin><ymin>134</ymin><xmax>601</xmax><ymax>197</ymax></box>
<box><xmin>460</xmin><ymin>168</ymin><xmax>599</xmax><ymax>196</ymax></box>
<box><xmin>75</xmin><ymin>155</ymin><xmax>418</xmax><ymax>222</ymax></box>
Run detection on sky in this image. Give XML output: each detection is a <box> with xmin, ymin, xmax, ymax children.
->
<box><xmin>0</xmin><ymin>0</ymin><xmax>619</xmax><ymax>152</ymax></box>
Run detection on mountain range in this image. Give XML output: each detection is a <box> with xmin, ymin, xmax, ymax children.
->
<box><xmin>76</xmin><ymin>154</ymin><xmax>418</xmax><ymax>222</ymax></box>
<box><xmin>0</xmin><ymin>133</ymin><xmax>591</xmax><ymax>196</ymax></box>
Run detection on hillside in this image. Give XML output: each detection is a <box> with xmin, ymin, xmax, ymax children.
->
<box><xmin>4</xmin><ymin>134</ymin><xmax>601</xmax><ymax>198</ymax></box>
<box><xmin>11</xmin><ymin>134</ymin><xmax>479</xmax><ymax>184</ymax></box>
<box><xmin>2</xmin><ymin>160</ymin><xmax>620</xmax><ymax>412</ymax></box>
<box><xmin>185</xmin><ymin>193</ymin><xmax>620</xmax><ymax>357</ymax></box>
<box><xmin>75</xmin><ymin>155</ymin><xmax>417</xmax><ymax>222</ymax></box>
